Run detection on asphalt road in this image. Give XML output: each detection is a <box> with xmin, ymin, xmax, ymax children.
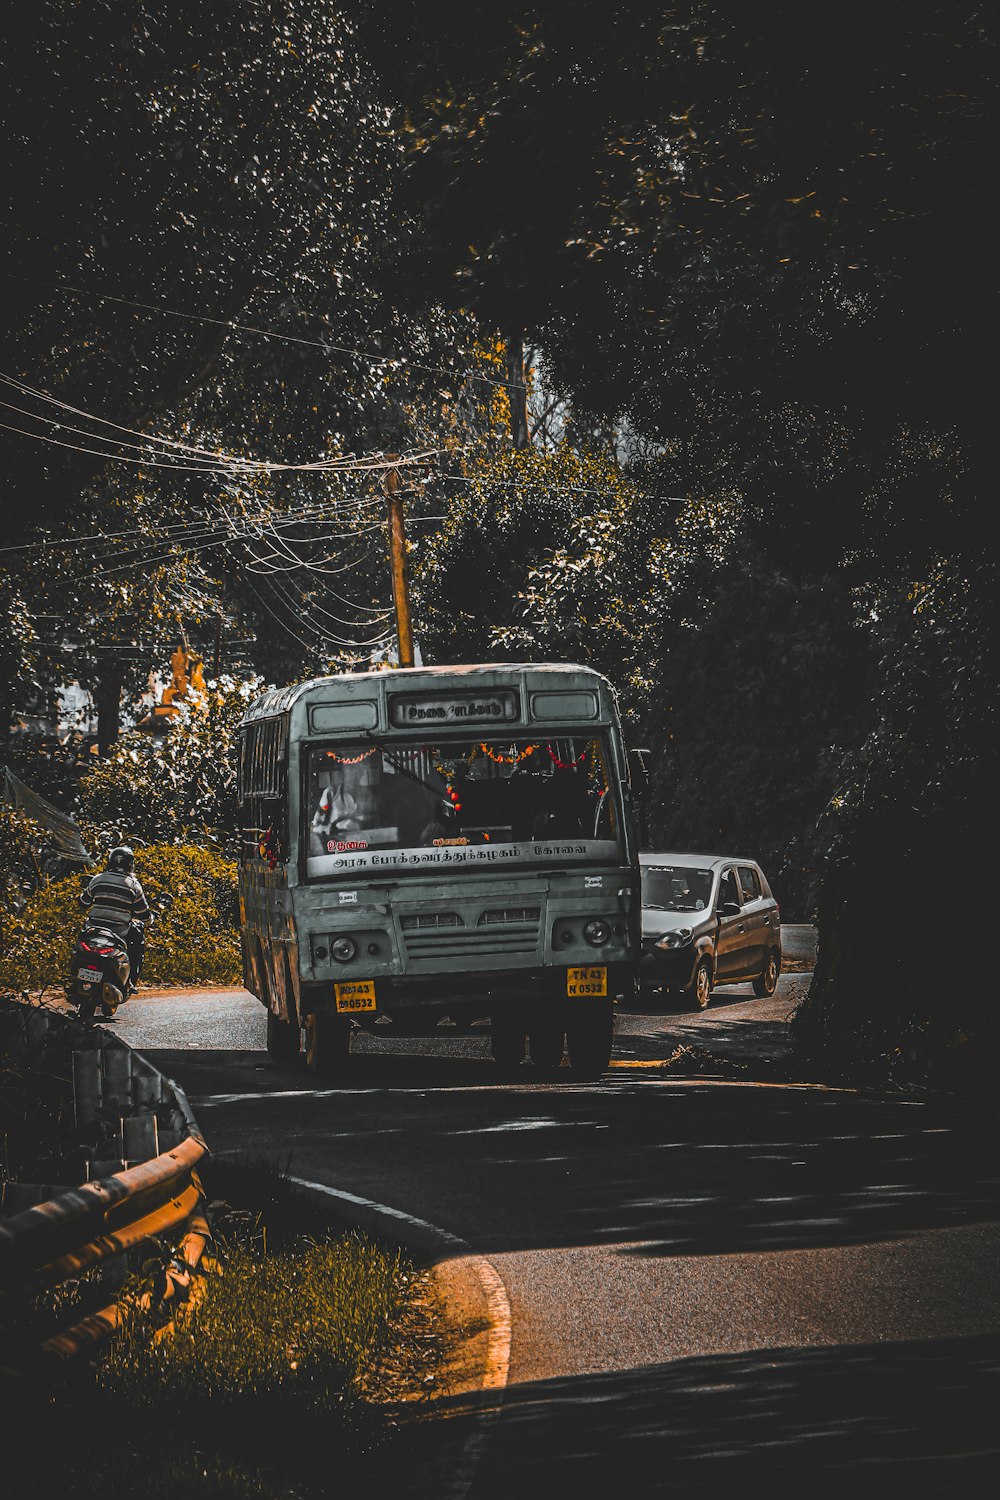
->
<box><xmin>106</xmin><ymin>944</ymin><xmax>1000</xmax><ymax>1496</ymax></box>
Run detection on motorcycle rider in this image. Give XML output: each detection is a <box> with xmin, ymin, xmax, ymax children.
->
<box><xmin>79</xmin><ymin>844</ymin><xmax>151</xmax><ymax>996</ymax></box>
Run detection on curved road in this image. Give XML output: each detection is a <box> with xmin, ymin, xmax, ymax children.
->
<box><xmin>107</xmin><ymin>943</ymin><xmax>1000</xmax><ymax>1495</ymax></box>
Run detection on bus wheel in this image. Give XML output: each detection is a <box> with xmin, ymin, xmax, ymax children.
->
<box><xmin>529</xmin><ymin>1017</ymin><xmax>565</xmax><ymax>1074</ymax></box>
<box><xmin>305</xmin><ymin>1013</ymin><xmax>351</xmax><ymax>1075</ymax></box>
<box><xmin>566</xmin><ymin>997</ymin><xmax>614</xmax><ymax>1079</ymax></box>
<box><xmin>490</xmin><ymin>1016</ymin><xmax>526</xmax><ymax>1074</ymax></box>
<box><xmin>267</xmin><ymin>1010</ymin><xmax>301</xmax><ymax>1060</ymax></box>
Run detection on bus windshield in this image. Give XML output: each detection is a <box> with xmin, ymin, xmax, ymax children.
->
<box><xmin>305</xmin><ymin>733</ymin><xmax>622</xmax><ymax>879</ymax></box>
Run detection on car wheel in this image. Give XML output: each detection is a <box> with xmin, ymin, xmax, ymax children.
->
<box><xmin>752</xmin><ymin>948</ymin><xmax>781</xmax><ymax>998</ymax></box>
<box><xmin>689</xmin><ymin>958</ymin><xmax>712</xmax><ymax>1011</ymax></box>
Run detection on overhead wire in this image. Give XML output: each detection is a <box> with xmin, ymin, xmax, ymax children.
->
<box><xmin>432</xmin><ymin>470</ymin><xmax>689</xmax><ymax>506</ymax></box>
<box><xmin>238</xmin><ymin>533</ymin><xmax>392</xmax><ymax>628</ymax></box>
<box><xmin>0</xmin><ymin>394</ymin><xmax>244</xmax><ymax>470</ymax></box>
<box><xmin>0</xmin><ymin>369</ymin><xmax>438</xmax><ymax>474</ymax></box>
<box><xmin>242</xmin><ymin>546</ymin><xmax>392</xmax><ymax>650</ymax></box>
<box><xmin>6</xmin><ymin>272</ymin><xmax>514</xmax><ymax>393</ymax></box>
<box><xmin>252</xmin><ymin>513</ymin><xmax>389</xmax><ymax>577</ymax></box>
<box><xmin>240</xmin><ymin>521</ymin><xmax>388</xmax><ymax>574</ymax></box>
<box><xmin>235</xmin><ymin>571</ymin><xmax>321</xmax><ymax>653</ymax></box>
<box><xmin>81</xmin><ymin>510</ymin><xmax>389</xmax><ymax>586</ymax></box>
<box><xmin>0</xmin><ymin>413</ymin><xmax>263</xmax><ymax>474</ymax></box>
<box><xmin>0</xmin><ymin>281</ymin><xmax>546</xmax><ymax>658</ymax></box>
<box><xmin>0</xmin><ymin>493</ymin><xmax>389</xmax><ymax>556</ymax></box>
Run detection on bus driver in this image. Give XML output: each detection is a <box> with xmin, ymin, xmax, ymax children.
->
<box><xmin>311</xmin><ymin>769</ymin><xmax>362</xmax><ymax>854</ymax></box>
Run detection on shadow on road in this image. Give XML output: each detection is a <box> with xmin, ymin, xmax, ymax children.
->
<box><xmin>141</xmin><ymin>1045</ymin><xmax>1000</xmax><ymax>1262</ymax></box>
<box><xmin>412</xmin><ymin>1332</ymin><xmax>1000</xmax><ymax>1496</ymax></box>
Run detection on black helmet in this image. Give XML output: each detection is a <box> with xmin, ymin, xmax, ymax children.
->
<box><xmin>107</xmin><ymin>845</ymin><xmax>135</xmax><ymax>873</ymax></box>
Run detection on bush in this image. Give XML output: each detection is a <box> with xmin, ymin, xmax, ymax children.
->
<box><xmin>0</xmin><ymin>843</ymin><xmax>240</xmax><ymax>992</ymax></box>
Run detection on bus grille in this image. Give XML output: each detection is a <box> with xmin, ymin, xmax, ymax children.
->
<box><xmin>401</xmin><ymin>912</ymin><xmax>463</xmax><ymax>931</ymax></box>
<box><xmin>400</xmin><ymin>907</ymin><xmax>541</xmax><ymax>960</ymax></box>
<box><xmin>479</xmin><ymin>906</ymin><xmax>541</xmax><ymax>926</ymax></box>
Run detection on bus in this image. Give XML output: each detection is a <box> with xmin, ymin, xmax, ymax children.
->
<box><xmin>236</xmin><ymin>662</ymin><xmax>644</xmax><ymax>1078</ymax></box>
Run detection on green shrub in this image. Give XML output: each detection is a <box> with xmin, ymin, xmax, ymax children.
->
<box><xmin>0</xmin><ymin>843</ymin><xmax>240</xmax><ymax>992</ymax></box>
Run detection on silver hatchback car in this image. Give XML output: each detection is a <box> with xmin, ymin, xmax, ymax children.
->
<box><xmin>638</xmin><ymin>852</ymin><xmax>782</xmax><ymax>1009</ymax></box>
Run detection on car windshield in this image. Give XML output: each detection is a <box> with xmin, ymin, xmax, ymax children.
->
<box><xmin>643</xmin><ymin>865</ymin><xmax>713</xmax><ymax>912</ymax></box>
<box><xmin>305</xmin><ymin>734</ymin><xmax>622</xmax><ymax>878</ymax></box>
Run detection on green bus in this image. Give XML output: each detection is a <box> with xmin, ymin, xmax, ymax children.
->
<box><xmin>236</xmin><ymin>662</ymin><xmax>644</xmax><ymax>1077</ymax></box>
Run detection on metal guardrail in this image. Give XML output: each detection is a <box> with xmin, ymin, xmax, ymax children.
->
<box><xmin>0</xmin><ymin>997</ymin><xmax>211</xmax><ymax>1370</ymax></box>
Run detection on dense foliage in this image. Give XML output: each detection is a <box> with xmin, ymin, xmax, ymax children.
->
<box><xmin>791</xmin><ymin>553</ymin><xmax>997</xmax><ymax>1091</ymax></box>
<box><xmin>1</xmin><ymin>4</ymin><xmax>993</xmax><ymax>1079</ymax></box>
<box><xmin>76</xmin><ymin>674</ymin><xmax>262</xmax><ymax>849</ymax></box>
<box><xmin>0</xmin><ymin>0</ymin><xmax>492</xmax><ymax>705</ymax></box>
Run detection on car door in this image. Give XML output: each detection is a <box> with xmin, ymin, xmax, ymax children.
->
<box><xmin>713</xmin><ymin>866</ymin><xmax>747</xmax><ymax>979</ymax></box>
<box><xmin>737</xmin><ymin>864</ymin><xmax>768</xmax><ymax>974</ymax></box>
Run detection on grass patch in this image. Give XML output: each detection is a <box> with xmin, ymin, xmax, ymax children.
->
<box><xmin>2</xmin><ymin>1154</ymin><xmax>446</xmax><ymax>1497</ymax></box>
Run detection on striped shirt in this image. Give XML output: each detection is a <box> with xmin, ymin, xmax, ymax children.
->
<box><xmin>79</xmin><ymin>870</ymin><xmax>151</xmax><ymax>935</ymax></box>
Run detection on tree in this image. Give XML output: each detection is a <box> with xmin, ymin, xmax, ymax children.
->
<box><xmin>365</xmin><ymin>1</ymin><xmax>996</xmax><ymax>1065</ymax></box>
<box><xmin>76</xmin><ymin>671</ymin><xmax>266</xmax><ymax>848</ymax></box>
<box><xmin>0</xmin><ymin>2</ymin><xmax>488</xmax><ymax>699</ymax></box>
<box><xmin>414</xmin><ymin>446</ymin><xmax>633</xmax><ymax>664</ymax></box>
<box><xmin>792</xmin><ymin>553</ymin><xmax>998</xmax><ymax>1090</ymax></box>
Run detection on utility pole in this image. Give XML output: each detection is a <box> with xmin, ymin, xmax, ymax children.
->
<box><xmin>384</xmin><ymin>459</ymin><xmax>415</xmax><ymax>668</ymax></box>
<box><xmin>505</xmin><ymin>332</ymin><xmax>531</xmax><ymax>450</ymax></box>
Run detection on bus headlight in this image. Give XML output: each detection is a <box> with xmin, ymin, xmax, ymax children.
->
<box><xmin>584</xmin><ymin>918</ymin><xmax>611</xmax><ymax>946</ymax></box>
<box><xmin>655</xmin><ymin>929</ymin><xmax>692</xmax><ymax>951</ymax></box>
<box><xmin>331</xmin><ymin>937</ymin><xmax>357</xmax><ymax>963</ymax></box>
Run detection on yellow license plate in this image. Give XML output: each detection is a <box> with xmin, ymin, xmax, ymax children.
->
<box><xmin>567</xmin><ymin>966</ymin><xmax>607</xmax><ymax>997</ymax></box>
<box><xmin>334</xmin><ymin>980</ymin><xmax>377</xmax><ymax>1013</ymax></box>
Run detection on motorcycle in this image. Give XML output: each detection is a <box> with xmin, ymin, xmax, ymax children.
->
<box><xmin>67</xmin><ymin>891</ymin><xmax>173</xmax><ymax>1022</ymax></box>
<box><xmin>68</xmin><ymin>922</ymin><xmax>132</xmax><ymax>1022</ymax></box>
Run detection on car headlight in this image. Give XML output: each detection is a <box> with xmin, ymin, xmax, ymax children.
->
<box><xmin>583</xmin><ymin>918</ymin><xmax>611</xmax><ymax>946</ymax></box>
<box><xmin>331</xmin><ymin>936</ymin><xmax>357</xmax><ymax>963</ymax></box>
<box><xmin>655</xmin><ymin>928</ymin><xmax>693</xmax><ymax>951</ymax></box>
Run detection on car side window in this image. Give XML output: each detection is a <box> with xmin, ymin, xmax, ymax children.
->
<box><xmin>738</xmin><ymin>866</ymin><xmax>761</xmax><ymax>902</ymax></box>
<box><xmin>718</xmin><ymin>869</ymin><xmax>741</xmax><ymax>909</ymax></box>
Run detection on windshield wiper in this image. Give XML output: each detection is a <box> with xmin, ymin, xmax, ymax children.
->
<box><xmin>377</xmin><ymin>746</ymin><xmax>452</xmax><ymax>807</ymax></box>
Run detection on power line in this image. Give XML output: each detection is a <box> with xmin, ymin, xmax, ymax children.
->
<box><xmin>267</xmin><ymin>577</ymin><xmax>392</xmax><ymax>648</ymax></box>
<box><xmin>0</xmin><ymin>368</ymin><xmax>439</xmax><ymax>476</ymax></box>
<box><xmin>432</xmin><ymin>471</ymin><xmax>689</xmax><ymax>506</ymax></box>
<box><xmin>6</xmin><ymin>272</ymin><xmax>513</xmax><ymax>392</ymax></box>
<box><xmin>238</xmin><ymin>558</ymin><xmax>392</xmax><ymax>654</ymax></box>
<box><xmin>0</xmin><ymin>494</ymin><xmax>387</xmax><ymax>556</ymax></box>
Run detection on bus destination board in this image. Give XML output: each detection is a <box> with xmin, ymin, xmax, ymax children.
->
<box><xmin>388</xmin><ymin>690</ymin><xmax>518</xmax><ymax>727</ymax></box>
